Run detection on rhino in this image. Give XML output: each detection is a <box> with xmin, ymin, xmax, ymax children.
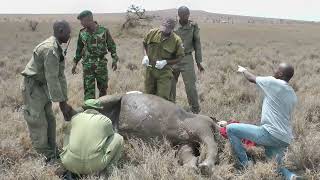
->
<box><xmin>75</xmin><ymin>92</ymin><xmax>219</xmax><ymax>173</ymax></box>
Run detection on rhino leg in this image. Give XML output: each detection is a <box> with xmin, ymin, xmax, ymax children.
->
<box><xmin>198</xmin><ymin>122</ymin><xmax>218</xmax><ymax>175</ymax></box>
<box><xmin>177</xmin><ymin>144</ymin><xmax>198</xmax><ymax>170</ymax></box>
<box><xmin>183</xmin><ymin>116</ymin><xmax>218</xmax><ymax>175</ymax></box>
<box><xmin>198</xmin><ymin>136</ymin><xmax>217</xmax><ymax>175</ymax></box>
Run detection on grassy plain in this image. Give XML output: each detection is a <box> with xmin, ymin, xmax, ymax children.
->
<box><xmin>0</xmin><ymin>12</ymin><xmax>319</xmax><ymax>179</ymax></box>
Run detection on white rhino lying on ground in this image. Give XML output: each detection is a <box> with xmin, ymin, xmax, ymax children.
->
<box><xmin>74</xmin><ymin>92</ymin><xmax>220</xmax><ymax>173</ymax></box>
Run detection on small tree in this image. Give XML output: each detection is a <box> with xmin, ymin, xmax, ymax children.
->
<box><xmin>122</xmin><ymin>4</ymin><xmax>153</xmax><ymax>30</ymax></box>
<box><xmin>28</xmin><ymin>20</ymin><xmax>39</xmax><ymax>31</ymax></box>
<box><xmin>128</xmin><ymin>4</ymin><xmax>146</xmax><ymax>19</ymax></box>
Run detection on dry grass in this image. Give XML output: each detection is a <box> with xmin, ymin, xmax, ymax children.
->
<box><xmin>0</xmin><ymin>13</ymin><xmax>320</xmax><ymax>179</ymax></box>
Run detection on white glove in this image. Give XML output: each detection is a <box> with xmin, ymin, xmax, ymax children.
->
<box><xmin>237</xmin><ymin>65</ymin><xmax>247</xmax><ymax>73</ymax></box>
<box><xmin>217</xmin><ymin>121</ymin><xmax>228</xmax><ymax>127</ymax></box>
<box><xmin>142</xmin><ymin>56</ymin><xmax>149</xmax><ymax>67</ymax></box>
<box><xmin>155</xmin><ymin>60</ymin><xmax>167</xmax><ymax>69</ymax></box>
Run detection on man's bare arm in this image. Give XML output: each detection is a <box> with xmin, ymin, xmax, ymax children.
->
<box><xmin>238</xmin><ymin>65</ymin><xmax>256</xmax><ymax>84</ymax></box>
<box><xmin>243</xmin><ymin>70</ymin><xmax>257</xmax><ymax>84</ymax></box>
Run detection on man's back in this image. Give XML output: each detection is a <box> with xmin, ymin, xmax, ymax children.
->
<box><xmin>61</xmin><ymin>109</ymin><xmax>124</xmax><ymax>175</ymax></box>
<box><xmin>256</xmin><ymin>76</ymin><xmax>298</xmax><ymax>143</ymax></box>
<box><xmin>22</xmin><ymin>36</ymin><xmax>63</xmax><ymax>81</ymax></box>
<box><xmin>67</xmin><ymin>109</ymin><xmax>114</xmax><ymax>159</ymax></box>
<box><xmin>21</xmin><ymin>36</ymin><xmax>67</xmax><ymax>102</ymax></box>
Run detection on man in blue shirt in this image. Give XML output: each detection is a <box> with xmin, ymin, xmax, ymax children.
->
<box><xmin>227</xmin><ymin>63</ymin><xmax>302</xmax><ymax>180</ymax></box>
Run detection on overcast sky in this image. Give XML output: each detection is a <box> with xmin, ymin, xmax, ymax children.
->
<box><xmin>1</xmin><ymin>0</ymin><xmax>319</xmax><ymax>21</ymax></box>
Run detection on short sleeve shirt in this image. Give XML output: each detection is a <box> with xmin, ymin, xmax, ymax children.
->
<box><xmin>256</xmin><ymin>76</ymin><xmax>298</xmax><ymax>143</ymax></box>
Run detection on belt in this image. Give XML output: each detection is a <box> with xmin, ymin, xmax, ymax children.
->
<box><xmin>185</xmin><ymin>52</ymin><xmax>193</xmax><ymax>55</ymax></box>
<box><xmin>149</xmin><ymin>59</ymin><xmax>173</xmax><ymax>66</ymax></box>
<box><xmin>149</xmin><ymin>60</ymin><xmax>157</xmax><ymax>66</ymax></box>
<box><xmin>84</xmin><ymin>55</ymin><xmax>106</xmax><ymax>60</ymax></box>
<box><xmin>146</xmin><ymin>64</ymin><xmax>173</xmax><ymax>71</ymax></box>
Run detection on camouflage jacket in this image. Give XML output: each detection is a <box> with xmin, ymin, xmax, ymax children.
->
<box><xmin>74</xmin><ymin>23</ymin><xmax>119</xmax><ymax>64</ymax></box>
<box><xmin>21</xmin><ymin>36</ymin><xmax>68</xmax><ymax>102</ymax></box>
<box><xmin>174</xmin><ymin>20</ymin><xmax>202</xmax><ymax>63</ymax></box>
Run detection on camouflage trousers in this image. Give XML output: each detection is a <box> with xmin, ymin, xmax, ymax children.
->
<box><xmin>170</xmin><ymin>54</ymin><xmax>200</xmax><ymax>113</ymax></box>
<box><xmin>21</xmin><ymin>77</ymin><xmax>57</xmax><ymax>160</ymax></box>
<box><xmin>82</xmin><ymin>58</ymin><xmax>108</xmax><ymax>100</ymax></box>
<box><xmin>145</xmin><ymin>66</ymin><xmax>173</xmax><ymax>101</ymax></box>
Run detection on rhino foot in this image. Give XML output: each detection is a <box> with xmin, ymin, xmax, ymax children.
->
<box><xmin>198</xmin><ymin>160</ymin><xmax>213</xmax><ymax>176</ymax></box>
<box><xmin>183</xmin><ymin>157</ymin><xmax>198</xmax><ymax>170</ymax></box>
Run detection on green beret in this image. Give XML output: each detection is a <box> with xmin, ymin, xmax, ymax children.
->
<box><xmin>77</xmin><ymin>10</ymin><xmax>93</xmax><ymax>20</ymax></box>
<box><xmin>83</xmin><ymin>99</ymin><xmax>103</xmax><ymax>109</ymax></box>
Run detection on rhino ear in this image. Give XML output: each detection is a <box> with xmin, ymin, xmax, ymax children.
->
<box><xmin>210</xmin><ymin>116</ymin><xmax>218</xmax><ymax>123</ymax></box>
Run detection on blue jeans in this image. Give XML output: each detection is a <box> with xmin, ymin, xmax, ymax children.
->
<box><xmin>226</xmin><ymin>123</ymin><xmax>296</xmax><ymax>180</ymax></box>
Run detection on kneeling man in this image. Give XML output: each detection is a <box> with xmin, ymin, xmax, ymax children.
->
<box><xmin>227</xmin><ymin>63</ymin><xmax>301</xmax><ymax>180</ymax></box>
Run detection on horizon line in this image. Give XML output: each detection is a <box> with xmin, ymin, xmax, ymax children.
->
<box><xmin>0</xmin><ymin>9</ymin><xmax>318</xmax><ymax>22</ymax></box>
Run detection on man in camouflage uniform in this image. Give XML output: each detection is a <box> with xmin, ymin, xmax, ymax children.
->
<box><xmin>21</xmin><ymin>20</ymin><xmax>73</xmax><ymax>161</ymax></box>
<box><xmin>170</xmin><ymin>6</ymin><xmax>204</xmax><ymax>114</ymax></box>
<box><xmin>142</xmin><ymin>18</ymin><xmax>185</xmax><ymax>101</ymax></box>
<box><xmin>72</xmin><ymin>10</ymin><xmax>119</xmax><ymax>100</ymax></box>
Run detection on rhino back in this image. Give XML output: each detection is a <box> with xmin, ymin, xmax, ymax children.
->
<box><xmin>119</xmin><ymin>94</ymin><xmax>190</xmax><ymax>140</ymax></box>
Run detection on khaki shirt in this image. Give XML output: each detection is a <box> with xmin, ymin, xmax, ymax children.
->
<box><xmin>64</xmin><ymin>109</ymin><xmax>114</xmax><ymax>160</ymax></box>
<box><xmin>174</xmin><ymin>20</ymin><xmax>202</xmax><ymax>63</ymax></box>
<box><xmin>143</xmin><ymin>28</ymin><xmax>185</xmax><ymax>64</ymax></box>
<box><xmin>21</xmin><ymin>36</ymin><xmax>67</xmax><ymax>102</ymax></box>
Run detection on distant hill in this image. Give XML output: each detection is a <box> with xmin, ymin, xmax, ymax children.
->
<box><xmin>147</xmin><ymin>9</ymin><xmax>316</xmax><ymax>24</ymax></box>
<box><xmin>0</xmin><ymin>9</ymin><xmax>317</xmax><ymax>25</ymax></box>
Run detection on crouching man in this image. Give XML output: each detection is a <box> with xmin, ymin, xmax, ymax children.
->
<box><xmin>60</xmin><ymin>99</ymin><xmax>124</xmax><ymax>175</ymax></box>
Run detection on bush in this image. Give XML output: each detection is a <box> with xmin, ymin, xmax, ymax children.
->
<box><xmin>28</xmin><ymin>20</ymin><xmax>39</xmax><ymax>31</ymax></box>
<box><xmin>122</xmin><ymin>5</ymin><xmax>154</xmax><ymax>30</ymax></box>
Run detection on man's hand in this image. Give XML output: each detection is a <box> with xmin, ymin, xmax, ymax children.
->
<box><xmin>237</xmin><ymin>65</ymin><xmax>247</xmax><ymax>73</ymax></box>
<box><xmin>142</xmin><ymin>56</ymin><xmax>150</xmax><ymax>67</ymax></box>
<box><xmin>155</xmin><ymin>60</ymin><xmax>167</xmax><ymax>69</ymax></box>
<box><xmin>59</xmin><ymin>101</ymin><xmax>73</xmax><ymax>121</ymax></box>
<box><xmin>71</xmin><ymin>63</ymin><xmax>78</xmax><ymax>75</ymax></box>
<box><xmin>112</xmin><ymin>62</ymin><xmax>117</xmax><ymax>71</ymax></box>
<box><xmin>237</xmin><ymin>65</ymin><xmax>256</xmax><ymax>83</ymax></box>
<box><xmin>217</xmin><ymin>121</ymin><xmax>228</xmax><ymax>127</ymax></box>
<box><xmin>197</xmin><ymin>63</ymin><xmax>205</xmax><ymax>72</ymax></box>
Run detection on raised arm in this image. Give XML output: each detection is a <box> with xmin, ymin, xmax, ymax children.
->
<box><xmin>238</xmin><ymin>65</ymin><xmax>256</xmax><ymax>84</ymax></box>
